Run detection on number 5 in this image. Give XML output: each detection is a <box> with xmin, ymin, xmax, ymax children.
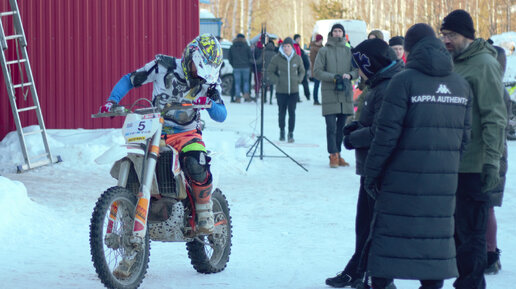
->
<box><xmin>138</xmin><ymin>121</ymin><xmax>146</xmax><ymax>131</ymax></box>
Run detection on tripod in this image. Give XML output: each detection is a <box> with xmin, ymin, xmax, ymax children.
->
<box><xmin>246</xmin><ymin>25</ymin><xmax>308</xmax><ymax>172</ymax></box>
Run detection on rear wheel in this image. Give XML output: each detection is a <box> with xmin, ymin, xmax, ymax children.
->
<box><xmin>186</xmin><ymin>188</ymin><xmax>232</xmax><ymax>273</ymax></box>
<box><xmin>90</xmin><ymin>186</ymin><xmax>150</xmax><ymax>289</ymax></box>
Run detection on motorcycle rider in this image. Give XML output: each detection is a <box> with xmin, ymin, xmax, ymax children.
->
<box><xmin>100</xmin><ymin>34</ymin><xmax>227</xmax><ymax>235</ymax></box>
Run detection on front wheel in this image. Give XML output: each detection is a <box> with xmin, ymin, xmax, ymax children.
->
<box><xmin>186</xmin><ymin>188</ymin><xmax>232</xmax><ymax>273</ymax></box>
<box><xmin>90</xmin><ymin>186</ymin><xmax>150</xmax><ymax>289</ymax></box>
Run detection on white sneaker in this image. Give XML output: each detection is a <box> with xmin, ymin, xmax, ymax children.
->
<box><xmin>196</xmin><ymin>202</ymin><xmax>214</xmax><ymax>234</ymax></box>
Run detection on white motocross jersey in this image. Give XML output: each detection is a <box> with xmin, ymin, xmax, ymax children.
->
<box><xmin>134</xmin><ymin>55</ymin><xmax>220</xmax><ymax>134</ymax></box>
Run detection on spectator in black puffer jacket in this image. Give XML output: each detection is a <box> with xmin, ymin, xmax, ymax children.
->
<box><xmin>325</xmin><ymin>38</ymin><xmax>402</xmax><ymax>289</ymax></box>
<box><xmin>363</xmin><ymin>23</ymin><xmax>473</xmax><ymax>289</ymax></box>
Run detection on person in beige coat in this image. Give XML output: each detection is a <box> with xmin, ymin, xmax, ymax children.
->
<box><xmin>313</xmin><ymin>23</ymin><xmax>358</xmax><ymax>167</ymax></box>
<box><xmin>267</xmin><ymin>37</ymin><xmax>305</xmax><ymax>143</ymax></box>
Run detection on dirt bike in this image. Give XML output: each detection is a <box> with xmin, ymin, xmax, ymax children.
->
<box><xmin>89</xmin><ymin>100</ymin><xmax>232</xmax><ymax>289</ymax></box>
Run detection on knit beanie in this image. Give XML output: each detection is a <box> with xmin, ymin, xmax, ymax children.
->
<box><xmin>368</xmin><ymin>30</ymin><xmax>384</xmax><ymax>40</ymax></box>
<box><xmin>282</xmin><ymin>37</ymin><xmax>294</xmax><ymax>46</ymax></box>
<box><xmin>404</xmin><ymin>23</ymin><xmax>436</xmax><ymax>52</ymax></box>
<box><xmin>351</xmin><ymin>38</ymin><xmax>397</xmax><ymax>79</ymax></box>
<box><xmin>331</xmin><ymin>23</ymin><xmax>345</xmax><ymax>34</ymax></box>
<box><xmin>315</xmin><ymin>34</ymin><xmax>323</xmax><ymax>42</ymax></box>
<box><xmin>389</xmin><ymin>36</ymin><xmax>404</xmax><ymax>47</ymax></box>
<box><xmin>440</xmin><ymin>9</ymin><xmax>475</xmax><ymax>40</ymax></box>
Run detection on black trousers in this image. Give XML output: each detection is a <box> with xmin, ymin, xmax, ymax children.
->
<box><xmin>372</xmin><ymin>277</ymin><xmax>443</xmax><ymax>289</ymax></box>
<box><xmin>343</xmin><ymin>177</ymin><xmax>375</xmax><ymax>279</ymax></box>
<box><xmin>454</xmin><ymin>173</ymin><xmax>488</xmax><ymax>289</ymax></box>
<box><xmin>301</xmin><ymin>75</ymin><xmax>310</xmax><ymax>99</ymax></box>
<box><xmin>277</xmin><ymin>92</ymin><xmax>298</xmax><ymax>133</ymax></box>
<box><xmin>324</xmin><ymin>114</ymin><xmax>348</xmax><ymax>154</ymax></box>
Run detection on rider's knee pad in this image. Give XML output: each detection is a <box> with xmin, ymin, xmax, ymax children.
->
<box><xmin>182</xmin><ymin>151</ymin><xmax>211</xmax><ymax>184</ymax></box>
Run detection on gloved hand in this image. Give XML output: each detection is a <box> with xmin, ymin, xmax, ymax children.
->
<box><xmin>343</xmin><ymin>135</ymin><xmax>354</xmax><ymax>150</ymax></box>
<box><xmin>207</xmin><ymin>87</ymin><xmax>220</xmax><ymax>102</ymax></box>
<box><xmin>364</xmin><ymin>176</ymin><xmax>379</xmax><ymax>199</ymax></box>
<box><xmin>481</xmin><ymin>164</ymin><xmax>500</xmax><ymax>192</ymax></box>
<box><xmin>343</xmin><ymin>121</ymin><xmax>362</xmax><ymax>136</ymax></box>
<box><xmin>100</xmin><ymin>101</ymin><xmax>115</xmax><ymax>113</ymax></box>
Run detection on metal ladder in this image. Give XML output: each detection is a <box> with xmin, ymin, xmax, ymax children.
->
<box><xmin>0</xmin><ymin>0</ymin><xmax>60</xmax><ymax>172</ymax></box>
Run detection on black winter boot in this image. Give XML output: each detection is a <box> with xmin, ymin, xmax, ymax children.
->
<box><xmin>325</xmin><ymin>271</ymin><xmax>363</xmax><ymax>288</ymax></box>
<box><xmin>279</xmin><ymin>129</ymin><xmax>285</xmax><ymax>141</ymax></box>
<box><xmin>287</xmin><ymin>132</ymin><xmax>294</xmax><ymax>143</ymax></box>
<box><xmin>485</xmin><ymin>248</ymin><xmax>501</xmax><ymax>274</ymax></box>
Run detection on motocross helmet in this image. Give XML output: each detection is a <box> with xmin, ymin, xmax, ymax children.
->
<box><xmin>181</xmin><ymin>33</ymin><xmax>223</xmax><ymax>86</ymax></box>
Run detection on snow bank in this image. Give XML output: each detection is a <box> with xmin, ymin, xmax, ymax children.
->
<box><xmin>0</xmin><ymin>177</ymin><xmax>55</xmax><ymax>243</ymax></box>
<box><xmin>0</xmin><ymin>126</ymin><xmax>124</xmax><ymax>174</ymax></box>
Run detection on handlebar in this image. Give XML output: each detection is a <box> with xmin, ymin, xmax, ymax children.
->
<box><xmin>92</xmin><ymin>102</ymin><xmax>213</xmax><ymax>119</ymax></box>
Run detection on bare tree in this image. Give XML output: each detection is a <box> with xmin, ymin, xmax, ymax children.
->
<box><xmin>247</xmin><ymin>0</ymin><xmax>254</xmax><ymax>38</ymax></box>
<box><xmin>294</xmin><ymin>0</ymin><xmax>298</xmax><ymax>35</ymax></box>
<box><xmin>204</xmin><ymin>0</ymin><xmax>515</xmax><ymax>44</ymax></box>
<box><xmin>240</xmin><ymin>0</ymin><xmax>245</xmax><ymax>34</ymax></box>
<box><xmin>232</xmin><ymin>0</ymin><xmax>238</xmax><ymax>37</ymax></box>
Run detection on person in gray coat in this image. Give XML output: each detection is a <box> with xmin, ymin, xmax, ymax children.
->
<box><xmin>363</xmin><ymin>24</ymin><xmax>472</xmax><ymax>289</ymax></box>
<box><xmin>267</xmin><ymin>37</ymin><xmax>305</xmax><ymax>142</ymax></box>
<box><xmin>313</xmin><ymin>23</ymin><xmax>358</xmax><ymax>168</ymax></box>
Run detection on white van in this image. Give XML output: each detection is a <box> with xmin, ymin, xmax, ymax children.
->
<box><xmin>312</xmin><ymin>19</ymin><xmax>367</xmax><ymax>47</ymax></box>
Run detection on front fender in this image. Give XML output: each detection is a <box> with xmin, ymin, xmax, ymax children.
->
<box><xmin>95</xmin><ymin>144</ymin><xmax>145</xmax><ymax>165</ymax></box>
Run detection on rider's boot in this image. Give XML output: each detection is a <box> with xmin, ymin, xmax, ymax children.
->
<box><xmin>191</xmin><ymin>181</ymin><xmax>214</xmax><ymax>234</ymax></box>
<box><xmin>113</xmin><ymin>257</ymin><xmax>136</xmax><ymax>279</ymax></box>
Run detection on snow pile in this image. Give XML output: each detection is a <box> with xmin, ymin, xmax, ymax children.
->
<box><xmin>0</xmin><ymin>127</ymin><xmax>124</xmax><ymax>174</ymax></box>
<box><xmin>0</xmin><ymin>177</ymin><xmax>41</xmax><ymax>236</ymax></box>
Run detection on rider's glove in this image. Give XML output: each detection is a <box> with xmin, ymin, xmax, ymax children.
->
<box><xmin>100</xmin><ymin>101</ymin><xmax>116</xmax><ymax>113</ymax></box>
<box><xmin>207</xmin><ymin>87</ymin><xmax>220</xmax><ymax>102</ymax></box>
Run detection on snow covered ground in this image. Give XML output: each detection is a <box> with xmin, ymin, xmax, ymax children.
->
<box><xmin>2</xmin><ymin>32</ymin><xmax>516</xmax><ymax>289</ymax></box>
<box><xmin>1</xmin><ymin>88</ymin><xmax>516</xmax><ymax>289</ymax></box>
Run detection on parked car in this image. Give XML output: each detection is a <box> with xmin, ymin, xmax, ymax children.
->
<box><xmin>219</xmin><ymin>40</ymin><xmax>234</xmax><ymax>96</ymax></box>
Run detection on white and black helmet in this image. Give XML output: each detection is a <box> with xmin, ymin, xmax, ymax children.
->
<box><xmin>181</xmin><ymin>33</ymin><xmax>223</xmax><ymax>86</ymax></box>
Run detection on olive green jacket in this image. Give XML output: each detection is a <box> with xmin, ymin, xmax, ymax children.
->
<box><xmin>313</xmin><ymin>36</ymin><xmax>358</xmax><ymax>116</ymax></box>
<box><xmin>453</xmin><ymin>39</ymin><xmax>507</xmax><ymax>172</ymax></box>
<box><xmin>267</xmin><ymin>47</ymin><xmax>305</xmax><ymax>94</ymax></box>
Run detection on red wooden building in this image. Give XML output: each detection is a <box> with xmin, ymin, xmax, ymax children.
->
<box><xmin>0</xmin><ymin>0</ymin><xmax>200</xmax><ymax>139</ymax></box>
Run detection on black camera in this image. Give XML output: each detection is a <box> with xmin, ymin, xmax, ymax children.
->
<box><xmin>334</xmin><ymin>75</ymin><xmax>346</xmax><ymax>91</ymax></box>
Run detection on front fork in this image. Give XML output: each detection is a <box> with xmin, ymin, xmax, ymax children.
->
<box><xmin>131</xmin><ymin>125</ymin><xmax>163</xmax><ymax>242</ymax></box>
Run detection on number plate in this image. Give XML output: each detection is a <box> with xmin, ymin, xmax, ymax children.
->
<box><xmin>122</xmin><ymin>113</ymin><xmax>161</xmax><ymax>144</ymax></box>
